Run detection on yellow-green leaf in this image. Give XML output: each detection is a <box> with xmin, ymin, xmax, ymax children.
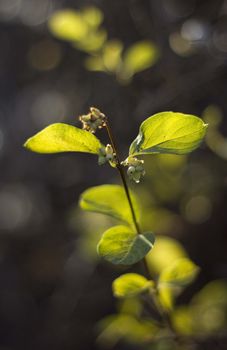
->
<box><xmin>98</xmin><ymin>314</ymin><xmax>159</xmax><ymax>346</ymax></box>
<box><xmin>123</xmin><ymin>41</ymin><xmax>159</xmax><ymax>75</ymax></box>
<box><xmin>81</xmin><ymin>6</ymin><xmax>103</xmax><ymax>28</ymax></box>
<box><xmin>24</xmin><ymin>123</ymin><xmax>102</xmax><ymax>154</ymax></box>
<box><xmin>75</xmin><ymin>29</ymin><xmax>107</xmax><ymax>53</ymax></box>
<box><xmin>159</xmin><ymin>258</ymin><xmax>199</xmax><ymax>287</ymax></box>
<box><xmin>48</xmin><ymin>10</ymin><xmax>88</xmax><ymax>42</ymax></box>
<box><xmin>158</xmin><ymin>258</ymin><xmax>199</xmax><ymax>311</ymax></box>
<box><xmin>113</xmin><ymin>273</ymin><xmax>154</xmax><ymax>298</ymax></box>
<box><xmin>146</xmin><ymin>236</ymin><xmax>188</xmax><ymax>274</ymax></box>
<box><xmin>97</xmin><ymin>225</ymin><xmax>155</xmax><ymax>265</ymax></box>
<box><xmin>130</xmin><ymin>112</ymin><xmax>208</xmax><ymax>156</ymax></box>
<box><xmin>79</xmin><ymin>184</ymin><xmax>140</xmax><ymax>226</ymax></box>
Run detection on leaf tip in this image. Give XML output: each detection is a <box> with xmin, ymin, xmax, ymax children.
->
<box><xmin>23</xmin><ymin>138</ymin><xmax>32</xmax><ymax>151</ymax></box>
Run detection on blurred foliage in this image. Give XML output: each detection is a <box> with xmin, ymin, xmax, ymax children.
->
<box><xmin>48</xmin><ymin>7</ymin><xmax>159</xmax><ymax>83</ymax></box>
<box><xmin>172</xmin><ymin>280</ymin><xmax>227</xmax><ymax>338</ymax></box>
<box><xmin>203</xmin><ymin>105</ymin><xmax>227</xmax><ymax>160</ymax></box>
<box><xmin>1</xmin><ymin>1</ymin><xmax>227</xmax><ymax>350</ymax></box>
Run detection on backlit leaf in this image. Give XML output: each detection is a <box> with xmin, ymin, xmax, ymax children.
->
<box><xmin>123</xmin><ymin>41</ymin><xmax>159</xmax><ymax>75</ymax></box>
<box><xmin>97</xmin><ymin>314</ymin><xmax>159</xmax><ymax>346</ymax></box>
<box><xmin>159</xmin><ymin>258</ymin><xmax>199</xmax><ymax>287</ymax></box>
<box><xmin>97</xmin><ymin>225</ymin><xmax>155</xmax><ymax>265</ymax></box>
<box><xmin>81</xmin><ymin>6</ymin><xmax>103</xmax><ymax>28</ymax></box>
<box><xmin>158</xmin><ymin>258</ymin><xmax>199</xmax><ymax>311</ymax></box>
<box><xmin>79</xmin><ymin>184</ymin><xmax>140</xmax><ymax>226</ymax></box>
<box><xmin>48</xmin><ymin>10</ymin><xmax>88</xmax><ymax>42</ymax></box>
<box><xmin>146</xmin><ymin>236</ymin><xmax>188</xmax><ymax>274</ymax></box>
<box><xmin>24</xmin><ymin>123</ymin><xmax>102</xmax><ymax>154</ymax></box>
<box><xmin>130</xmin><ymin>112</ymin><xmax>208</xmax><ymax>156</ymax></box>
<box><xmin>113</xmin><ymin>273</ymin><xmax>154</xmax><ymax>298</ymax></box>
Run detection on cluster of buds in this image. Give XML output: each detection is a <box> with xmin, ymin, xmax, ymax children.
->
<box><xmin>122</xmin><ymin>156</ymin><xmax>145</xmax><ymax>183</ymax></box>
<box><xmin>79</xmin><ymin>107</ymin><xmax>106</xmax><ymax>133</ymax></box>
<box><xmin>98</xmin><ymin>144</ymin><xmax>116</xmax><ymax>166</ymax></box>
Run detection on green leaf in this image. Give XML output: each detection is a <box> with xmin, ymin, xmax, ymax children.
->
<box><xmin>146</xmin><ymin>236</ymin><xmax>188</xmax><ymax>274</ymax></box>
<box><xmin>172</xmin><ymin>280</ymin><xmax>227</xmax><ymax>337</ymax></box>
<box><xmin>81</xmin><ymin>6</ymin><xmax>103</xmax><ymax>28</ymax></box>
<box><xmin>159</xmin><ymin>258</ymin><xmax>199</xmax><ymax>287</ymax></box>
<box><xmin>79</xmin><ymin>185</ymin><xmax>140</xmax><ymax>226</ymax></box>
<box><xmin>98</xmin><ymin>314</ymin><xmax>159</xmax><ymax>346</ymax></box>
<box><xmin>24</xmin><ymin>123</ymin><xmax>102</xmax><ymax>154</ymax></box>
<box><xmin>123</xmin><ymin>41</ymin><xmax>159</xmax><ymax>74</ymax></box>
<box><xmin>158</xmin><ymin>258</ymin><xmax>199</xmax><ymax>311</ymax></box>
<box><xmin>130</xmin><ymin>112</ymin><xmax>208</xmax><ymax>156</ymax></box>
<box><xmin>113</xmin><ymin>273</ymin><xmax>154</xmax><ymax>298</ymax></box>
<box><xmin>75</xmin><ymin>29</ymin><xmax>107</xmax><ymax>53</ymax></box>
<box><xmin>48</xmin><ymin>10</ymin><xmax>88</xmax><ymax>42</ymax></box>
<box><xmin>97</xmin><ymin>225</ymin><xmax>155</xmax><ymax>265</ymax></box>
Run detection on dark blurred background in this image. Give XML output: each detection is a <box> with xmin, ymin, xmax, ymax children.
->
<box><xmin>0</xmin><ymin>0</ymin><xmax>227</xmax><ymax>349</ymax></box>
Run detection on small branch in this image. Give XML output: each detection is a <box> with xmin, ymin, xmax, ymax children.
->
<box><xmin>104</xmin><ymin>117</ymin><xmax>184</xmax><ymax>347</ymax></box>
<box><xmin>105</xmin><ymin>119</ymin><xmax>141</xmax><ymax>234</ymax></box>
<box><xmin>105</xmin><ymin>119</ymin><xmax>152</xmax><ymax>279</ymax></box>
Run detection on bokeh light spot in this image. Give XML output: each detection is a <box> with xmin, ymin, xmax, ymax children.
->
<box><xmin>28</xmin><ymin>39</ymin><xmax>62</xmax><ymax>71</ymax></box>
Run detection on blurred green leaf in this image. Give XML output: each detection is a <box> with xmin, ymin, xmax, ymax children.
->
<box><xmin>118</xmin><ymin>297</ymin><xmax>143</xmax><ymax>317</ymax></box>
<box><xmin>191</xmin><ymin>280</ymin><xmax>227</xmax><ymax>335</ymax></box>
<box><xmin>113</xmin><ymin>273</ymin><xmax>154</xmax><ymax>298</ymax></box>
<box><xmin>24</xmin><ymin>123</ymin><xmax>102</xmax><ymax>154</ymax></box>
<box><xmin>171</xmin><ymin>306</ymin><xmax>194</xmax><ymax>336</ymax></box>
<box><xmin>79</xmin><ymin>184</ymin><xmax>140</xmax><ymax>226</ymax></box>
<box><xmin>146</xmin><ymin>236</ymin><xmax>188</xmax><ymax>275</ymax></box>
<box><xmin>172</xmin><ymin>280</ymin><xmax>227</xmax><ymax>337</ymax></box>
<box><xmin>102</xmin><ymin>40</ymin><xmax>123</xmax><ymax>72</ymax></box>
<box><xmin>97</xmin><ymin>225</ymin><xmax>155</xmax><ymax>265</ymax></box>
<box><xmin>81</xmin><ymin>6</ymin><xmax>103</xmax><ymax>28</ymax></box>
<box><xmin>158</xmin><ymin>285</ymin><xmax>175</xmax><ymax>311</ymax></box>
<box><xmin>97</xmin><ymin>314</ymin><xmax>159</xmax><ymax>347</ymax></box>
<box><xmin>76</xmin><ymin>29</ymin><xmax>107</xmax><ymax>53</ymax></box>
<box><xmin>123</xmin><ymin>41</ymin><xmax>159</xmax><ymax>75</ymax></box>
<box><xmin>159</xmin><ymin>258</ymin><xmax>199</xmax><ymax>287</ymax></box>
<box><xmin>48</xmin><ymin>10</ymin><xmax>88</xmax><ymax>41</ymax></box>
<box><xmin>158</xmin><ymin>258</ymin><xmax>199</xmax><ymax>311</ymax></box>
<box><xmin>130</xmin><ymin>112</ymin><xmax>208</xmax><ymax>156</ymax></box>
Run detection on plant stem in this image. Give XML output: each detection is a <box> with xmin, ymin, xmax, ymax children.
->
<box><xmin>105</xmin><ymin>119</ymin><xmax>141</xmax><ymax>233</ymax></box>
<box><xmin>104</xmin><ymin>118</ymin><xmax>181</xmax><ymax>344</ymax></box>
<box><xmin>105</xmin><ymin>119</ymin><xmax>150</xmax><ymax>277</ymax></box>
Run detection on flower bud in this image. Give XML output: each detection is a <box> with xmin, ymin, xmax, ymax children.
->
<box><xmin>79</xmin><ymin>107</ymin><xmax>106</xmax><ymax>133</ymax></box>
<box><xmin>122</xmin><ymin>156</ymin><xmax>145</xmax><ymax>183</ymax></box>
<box><xmin>98</xmin><ymin>144</ymin><xmax>116</xmax><ymax>166</ymax></box>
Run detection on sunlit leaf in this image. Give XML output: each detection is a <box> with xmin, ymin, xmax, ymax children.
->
<box><xmin>97</xmin><ymin>225</ymin><xmax>155</xmax><ymax>265</ymax></box>
<box><xmin>113</xmin><ymin>273</ymin><xmax>154</xmax><ymax>298</ymax></box>
<box><xmin>146</xmin><ymin>236</ymin><xmax>188</xmax><ymax>274</ymax></box>
<box><xmin>48</xmin><ymin>10</ymin><xmax>88</xmax><ymax>42</ymax></box>
<box><xmin>103</xmin><ymin>40</ymin><xmax>123</xmax><ymax>72</ymax></box>
<box><xmin>81</xmin><ymin>6</ymin><xmax>103</xmax><ymax>28</ymax></box>
<box><xmin>75</xmin><ymin>29</ymin><xmax>107</xmax><ymax>53</ymax></box>
<box><xmin>159</xmin><ymin>258</ymin><xmax>199</xmax><ymax>287</ymax></box>
<box><xmin>171</xmin><ymin>306</ymin><xmax>194</xmax><ymax>336</ymax></box>
<box><xmin>158</xmin><ymin>258</ymin><xmax>199</xmax><ymax>311</ymax></box>
<box><xmin>172</xmin><ymin>280</ymin><xmax>227</xmax><ymax>336</ymax></box>
<box><xmin>190</xmin><ymin>280</ymin><xmax>227</xmax><ymax>335</ymax></box>
<box><xmin>24</xmin><ymin>123</ymin><xmax>102</xmax><ymax>154</ymax></box>
<box><xmin>97</xmin><ymin>314</ymin><xmax>159</xmax><ymax>347</ymax></box>
<box><xmin>118</xmin><ymin>298</ymin><xmax>143</xmax><ymax>317</ymax></box>
<box><xmin>130</xmin><ymin>112</ymin><xmax>208</xmax><ymax>156</ymax></box>
<box><xmin>123</xmin><ymin>41</ymin><xmax>159</xmax><ymax>75</ymax></box>
<box><xmin>79</xmin><ymin>184</ymin><xmax>140</xmax><ymax>226</ymax></box>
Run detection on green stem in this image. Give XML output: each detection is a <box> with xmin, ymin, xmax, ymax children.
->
<box><xmin>105</xmin><ymin>119</ymin><xmax>150</xmax><ymax>277</ymax></box>
<box><xmin>105</xmin><ymin>119</ymin><xmax>140</xmax><ymax>233</ymax></box>
<box><xmin>104</xmin><ymin>118</ymin><xmax>180</xmax><ymax>343</ymax></box>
